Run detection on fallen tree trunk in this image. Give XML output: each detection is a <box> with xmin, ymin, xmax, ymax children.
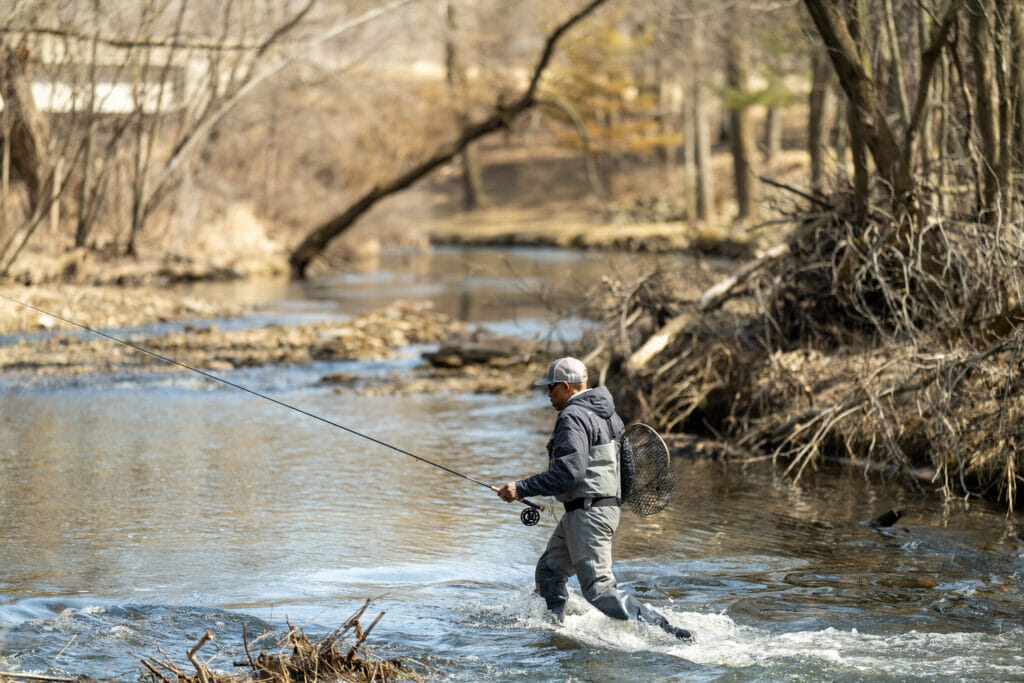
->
<box><xmin>287</xmin><ymin>0</ymin><xmax>609</xmax><ymax>279</ymax></box>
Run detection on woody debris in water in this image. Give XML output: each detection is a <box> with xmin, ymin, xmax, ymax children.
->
<box><xmin>136</xmin><ymin>600</ymin><xmax>421</xmax><ymax>683</ymax></box>
<box><xmin>0</xmin><ymin>601</ymin><xmax>423</xmax><ymax>683</ymax></box>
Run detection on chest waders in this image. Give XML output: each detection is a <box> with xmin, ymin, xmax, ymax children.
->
<box><xmin>534</xmin><ymin>416</ymin><xmax>691</xmax><ymax>640</ymax></box>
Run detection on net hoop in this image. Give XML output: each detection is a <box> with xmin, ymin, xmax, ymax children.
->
<box><xmin>621</xmin><ymin>423</ymin><xmax>674</xmax><ymax>517</ymax></box>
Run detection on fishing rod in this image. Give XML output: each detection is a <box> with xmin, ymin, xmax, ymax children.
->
<box><xmin>0</xmin><ymin>292</ymin><xmax>544</xmax><ymax>526</ymax></box>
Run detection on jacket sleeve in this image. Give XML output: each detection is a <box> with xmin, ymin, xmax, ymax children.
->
<box><xmin>515</xmin><ymin>410</ymin><xmax>591</xmax><ymax>498</ymax></box>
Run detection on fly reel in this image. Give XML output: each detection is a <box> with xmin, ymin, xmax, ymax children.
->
<box><xmin>520</xmin><ymin>506</ymin><xmax>541</xmax><ymax>526</ymax></box>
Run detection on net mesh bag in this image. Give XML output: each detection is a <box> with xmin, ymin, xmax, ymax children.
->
<box><xmin>621</xmin><ymin>423</ymin><xmax>674</xmax><ymax>517</ymax></box>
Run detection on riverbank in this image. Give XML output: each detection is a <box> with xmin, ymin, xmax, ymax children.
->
<box><xmin>0</xmin><ymin>281</ymin><xmax>555</xmax><ymax>396</ymax></box>
<box><xmin>426</xmin><ymin>205</ymin><xmax>753</xmax><ymax>259</ymax></box>
<box><xmin>0</xmin><ymin>283</ymin><xmax>251</xmax><ymax>336</ymax></box>
<box><xmin>0</xmin><ymin>236</ymin><xmax>718</xmax><ymax>394</ymax></box>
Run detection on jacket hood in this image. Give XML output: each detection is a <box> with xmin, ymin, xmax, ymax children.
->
<box><xmin>566</xmin><ymin>385</ymin><xmax>616</xmax><ymax>419</ymax></box>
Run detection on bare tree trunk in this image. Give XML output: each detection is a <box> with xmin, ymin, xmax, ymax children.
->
<box><xmin>881</xmin><ymin>0</ymin><xmax>910</xmax><ymax>133</ymax></box>
<box><xmin>75</xmin><ymin>8</ymin><xmax>101</xmax><ymax>249</ymax></box>
<box><xmin>803</xmin><ymin>0</ymin><xmax>916</xmax><ymax>213</ymax></box>
<box><xmin>1</xmin><ymin>74</ymin><xmax>10</xmax><ymax>244</ymax></box>
<box><xmin>995</xmin><ymin>0</ymin><xmax>1015</xmax><ymax>217</ymax></box>
<box><xmin>808</xmin><ymin>45</ymin><xmax>833</xmax><ymax>193</ymax></box>
<box><xmin>845</xmin><ymin>0</ymin><xmax>870</xmax><ymax>226</ymax></box>
<box><xmin>287</xmin><ymin>0</ymin><xmax>610</xmax><ymax>278</ymax></box>
<box><xmin>950</xmin><ymin>33</ymin><xmax>986</xmax><ymax>215</ymax></box>
<box><xmin>906</xmin><ymin>0</ymin><xmax>962</xmax><ymax>163</ymax></box>
<box><xmin>691</xmin><ymin>12</ymin><xmax>714</xmax><ymax>223</ymax></box>
<box><xmin>445</xmin><ymin>0</ymin><xmax>488</xmax><ymax>210</ymax></box>
<box><xmin>0</xmin><ymin>45</ymin><xmax>51</xmax><ymax>215</ymax></box>
<box><xmin>660</xmin><ymin>76</ymin><xmax>683</xmax><ymax>167</ymax></box>
<box><xmin>849</xmin><ymin>99</ymin><xmax>870</xmax><ymax>226</ymax></box>
<box><xmin>681</xmin><ymin>81</ymin><xmax>698</xmax><ymax>228</ymax></box>
<box><xmin>1011</xmin><ymin>1</ymin><xmax>1024</xmax><ymax>211</ymax></box>
<box><xmin>693</xmin><ymin>84</ymin><xmax>714</xmax><ymax>222</ymax></box>
<box><xmin>126</xmin><ymin>0</ymin><xmax>190</xmax><ymax>256</ymax></box>
<box><xmin>726</xmin><ymin>13</ymin><xmax>757</xmax><ymax>221</ymax></box>
<box><xmin>832</xmin><ymin>88</ymin><xmax>849</xmax><ymax>172</ymax></box>
<box><xmin>967</xmin><ymin>0</ymin><xmax>999</xmax><ymax>219</ymax></box>
<box><xmin>763</xmin><ymin>106</ymin><xmax>781</xmax><ymax>162</ymax></box>
<box><xmin>0</xmin><ymin>43</ymin><xmax>55</xmax><ymax>275</ymax></box>
<box><xmin>937</xmin><ymin>38</ymin><xmax>950</xmax><ymax>215</ymax></box>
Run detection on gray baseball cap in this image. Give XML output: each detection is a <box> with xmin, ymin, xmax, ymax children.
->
<box><xmin>534</xmin><ymin>356</ymin><xmax>588</xmax><ymax>386</ymax></box>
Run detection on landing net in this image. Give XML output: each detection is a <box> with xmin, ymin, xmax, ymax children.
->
<box><xmin>622</xmin><ymin>423</ymin><xmax>674</xmax><ymax>517</ymax></box>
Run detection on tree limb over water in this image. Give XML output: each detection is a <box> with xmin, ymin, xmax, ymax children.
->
<box><xmin>286</xmin><ymin>0</ymin><xmax>610</xmax><ymax>279</ymax></box>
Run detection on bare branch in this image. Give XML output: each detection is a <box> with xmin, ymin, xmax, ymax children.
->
<box><xmin>287</xmin><ymin>0</ymin><xmax>611</xmax><ymax>278</ymax></box>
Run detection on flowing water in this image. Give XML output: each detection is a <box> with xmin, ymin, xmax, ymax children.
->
<box><xmin>2</xmin><ymin>247</ymin><xmax>1023</xmax><ymax>681</ymax></box>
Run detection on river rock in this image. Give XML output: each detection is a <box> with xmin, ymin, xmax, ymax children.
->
<box><xmin>422</xmin><ymin>336</ymin><xmax>533</xmax><ymax>368</ymax></box>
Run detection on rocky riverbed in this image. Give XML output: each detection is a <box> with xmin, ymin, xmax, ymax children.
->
<box><xmin>0</xmin><ymin>284</ymin><xmax>550</xmax><ymax>395</ymax></box>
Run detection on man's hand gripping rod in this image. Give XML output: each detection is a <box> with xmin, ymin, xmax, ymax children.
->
<box><xmin>490</xmin><ymin>486</ymin><xmax>544</xmax><ymax>526</ymax></box>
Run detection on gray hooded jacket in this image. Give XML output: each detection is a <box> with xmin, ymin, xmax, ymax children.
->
<box><xmin>517</xmin><ymin>386</ymin><xmax>624</xmax><ymax>502</ymax></box>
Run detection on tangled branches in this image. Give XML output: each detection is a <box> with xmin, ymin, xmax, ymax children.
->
<box><xmin>598</xmin><ymin>187</ymin><xmax>1024</xmax><ymax>511</ymax></box>
<box><xmin>136</xmin><ymin>600</ymin><xmax>419</xmax><ymax>683</ymax></box>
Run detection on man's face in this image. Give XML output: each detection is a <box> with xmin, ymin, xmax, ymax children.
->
<box><xmin>547</xmin><ymin>382</ymin><xmax>568</xmax><ymax>410</ymax></box>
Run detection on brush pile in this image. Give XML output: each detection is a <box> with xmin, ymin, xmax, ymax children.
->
<box><xmin>0</xmin><ymin>602</ymin><xmax>420</xmax><ymax>683</ymax></box>
<box><xmin>137</xmin><ymin>601</ymin><xmax>420</xmax><ymax>683</ymax></box>
<box><xmin>594</xmin><ymin>186</ymin><xmax>1024</xmax><ymax>511</ymax></box>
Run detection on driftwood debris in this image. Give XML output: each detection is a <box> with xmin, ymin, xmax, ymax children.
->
<box><xmin>0</xmin><ymin>674</ymin><xmax>80</xmax><ymax>682</ymax></box>
<box><xmin>600</xmin><ymin>179</ymin><xmax>1024</xmax><ymax>511</ymax></box>
<box><xmin>134</xmin><ymin>600</ymin><xmax>419</xmax><ymax>683</ymax></box>
<box><xmin>0</xmin><ymin>600</ymin><xmax>420</xmax><ymax>683</ymax></box>
<box><xmin>625</xmin><ymin>243</ymin><xmax>788</xmax><ymax>374</ymax></box>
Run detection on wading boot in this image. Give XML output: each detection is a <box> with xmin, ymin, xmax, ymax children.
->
<box><xmin>638</xmin><ymin>606</ymin><xmax>692</xmax><ymax>641</ymax></box>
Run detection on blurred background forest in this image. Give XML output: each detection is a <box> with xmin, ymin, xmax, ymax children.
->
<box><xmin>0</xmin><ymin>0</ymin><xmax>855</xmax><ymax>282</ymax></box>
<box><xmin>3</xmin><ymin>0</ymin><xmax>1021</xmax><ymax>278</ymax></box>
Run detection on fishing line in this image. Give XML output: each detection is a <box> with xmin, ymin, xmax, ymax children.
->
<box><xmin>0</xmin><ymin>292</ymin><xmax>543</xmax><ymax>524</ymax></box>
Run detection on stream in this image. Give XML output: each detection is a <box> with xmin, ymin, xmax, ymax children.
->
<box><xmin>2</xmin><ymin>246</ymin><xmax>1023</xmax><ymax>681</ymax></box>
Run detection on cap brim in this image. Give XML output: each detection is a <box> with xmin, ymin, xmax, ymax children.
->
<box><xmin>534</xmin><ymin>378</ymin><xmax>556</xmax><ymax>386</ymax></box>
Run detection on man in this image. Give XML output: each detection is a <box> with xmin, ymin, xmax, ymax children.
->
<box><xmin>497</xmin><ymin>357</ymin><xmax>692</xmax><ymax>640</ymax></box>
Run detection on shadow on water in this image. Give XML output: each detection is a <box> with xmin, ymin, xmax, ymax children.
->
<box><xmin>2</xmin><ymin>247</ymin><xmax>1023</xmax><ymax>680</ymax></box>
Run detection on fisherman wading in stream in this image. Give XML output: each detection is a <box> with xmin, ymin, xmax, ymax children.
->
<box><xmin>2</xmin><ymin>292</ymin><xmax>691</xmax><ymax>643</ymax></box>
<box><xmin>497</xmin><ymin>357</ymin><xmax>692</xmax><ymax>640</ymax></box>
